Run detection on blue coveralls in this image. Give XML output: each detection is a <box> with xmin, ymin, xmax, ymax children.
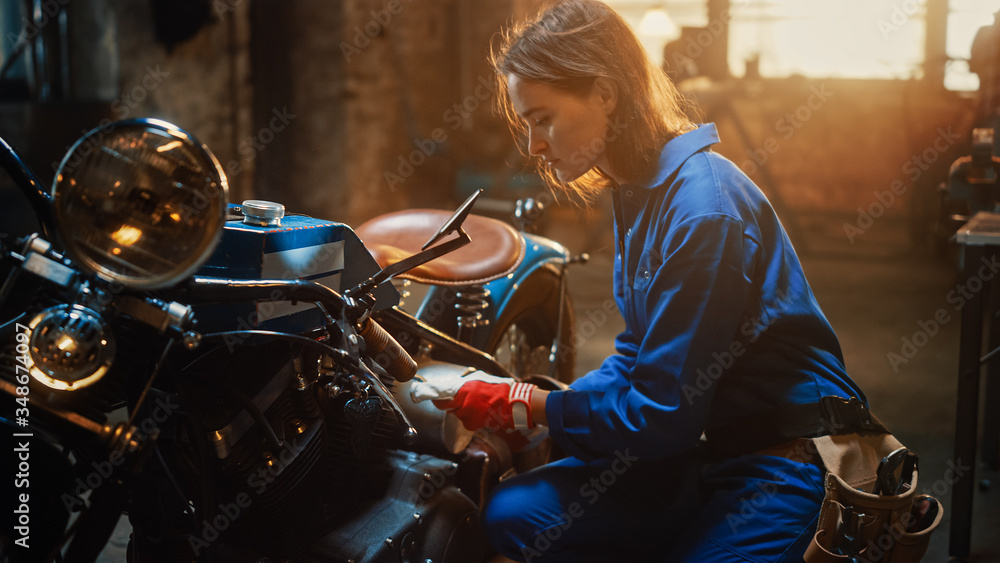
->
<box><xmin>484</xmin><ymin>124</ymin><xmax>867</xmax><ymax>562</ymax></box>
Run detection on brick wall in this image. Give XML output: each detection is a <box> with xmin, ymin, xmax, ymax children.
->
<box><xmin>1</xmin><ymin>0</ymin><xmax>981</xmax><ymax>255</ymax></box>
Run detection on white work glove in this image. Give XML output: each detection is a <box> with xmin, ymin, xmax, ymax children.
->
<box><xmin>410</xmin><ymin>369</ymin><xmax>548</xmax><ymax>451</ymax></box>
<box><xmin>409</xmin><ymin>369</ymin><xmax>512</xmax><ymax>403</ymax></box>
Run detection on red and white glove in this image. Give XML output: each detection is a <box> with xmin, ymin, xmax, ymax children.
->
<box><xmin>435</xmin><ymin>379</ymin><xmax>536</xmax><ymax>433</ymax></box>
<box><xmin>410</xmin><ymin>371</ymin><xmax>537</xmax><ymax>432</ymax></box>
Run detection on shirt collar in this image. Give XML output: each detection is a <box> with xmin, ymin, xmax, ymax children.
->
<box><xmin>629</xmin><ymin>123</ymin><xmax>720</xmax><ymax>191</ymax></box>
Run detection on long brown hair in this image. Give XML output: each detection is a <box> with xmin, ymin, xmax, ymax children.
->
<box><xmin>491</xmin><ymin>0</ymin><xmax>696</xmax><ymax>200</ymax></box>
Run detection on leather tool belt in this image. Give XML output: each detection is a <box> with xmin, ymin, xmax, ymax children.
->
<box><xmin>706</xmin><ymin>396</ymin><xmax>943</xmax><ymax>562</ymax></box>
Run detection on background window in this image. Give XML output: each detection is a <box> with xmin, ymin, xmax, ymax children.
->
<box><xmin>947</xmin><ymin>0</ymin><xmax>1000</xmax><ymax>90</ymax></box>
<box><xmin>606</xmin><ymin>0</ymin><xmax>1000</xmax><ymax>91</ymax></box>
<box><xmin>728</xmin><ymin>0</ymin><xmax>925</xmax><ymax>80</ymax></box>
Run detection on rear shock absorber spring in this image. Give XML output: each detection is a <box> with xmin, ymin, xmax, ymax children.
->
<box><xmin>454</xmin><ymin>285</ymin><xmax>491</xmax><ymax>342</ymax></box>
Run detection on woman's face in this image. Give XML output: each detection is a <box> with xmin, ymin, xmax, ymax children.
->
<box><xmin>507</xmin><ymin>75</ymin><xmax>616</xmax><ymax>183</ymax></box>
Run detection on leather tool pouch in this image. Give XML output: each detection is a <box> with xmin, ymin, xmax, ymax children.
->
<box><xmin>706</xmin><ymin>397</ymin><xmax>943</xmax><ymax>562</ymax></box>
<box><xmin>804</xmin><ymin>432</ymin><xmax>943</xmax><ymax>562</ymax></box>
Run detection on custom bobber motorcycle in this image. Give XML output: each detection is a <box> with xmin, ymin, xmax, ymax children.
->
<box><xmin>0</xmin><ymin>118</ymin><xmax>582</xmax><ymax>562</ymax></box>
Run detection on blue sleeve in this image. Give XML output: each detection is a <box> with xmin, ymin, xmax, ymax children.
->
<box><xmin>547</xmin><ymin>214</ymin><xmax>753</xmax><ymax>461</ymax></box>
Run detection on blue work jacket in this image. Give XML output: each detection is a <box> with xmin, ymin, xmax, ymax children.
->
<box><xmin>546</xmin><ymin>123</ymin><xmax>865</xmax><ymax>461</ymax></box>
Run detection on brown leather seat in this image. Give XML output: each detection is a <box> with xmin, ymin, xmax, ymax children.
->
<box><xmin>355</xmin><ymin>209</ymin><xmax>525</xmax><ymax>286</ymax></box>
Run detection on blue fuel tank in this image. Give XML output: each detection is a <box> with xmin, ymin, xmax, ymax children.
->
<box><xmin>194</xmin><ymin>204</ymin><xmax>398</xmax><ymax>334</ymax></box>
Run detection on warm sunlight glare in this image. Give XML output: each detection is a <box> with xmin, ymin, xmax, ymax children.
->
<box><xmin>728</xmin><ymin>0</ymin><xmax>925</xmax><ymax>79</ymax></box>
<box><xmin>608</xmin><ymin>0</ymin><xmax>1000</xmax><ymax>90</ymax></box>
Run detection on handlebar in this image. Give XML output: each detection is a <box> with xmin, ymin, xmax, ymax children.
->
<box><xmin>0</xmin><ymin>134</ymin><xmax>53</xmax><ymax>239</ymax></box>
<box><xmin>184</xmin><ymin>276</ymin><xmax>417</xmax><ymax>382</ymax></box>
<box><xmin>183</xmin><ymin>276</ymin><xmax>347</xmax><ymax>317</ymax></box>
<box><xmin>181</xmin><ymin>276</ymin><xmax>418</xmax><ymax>440</ymax></box>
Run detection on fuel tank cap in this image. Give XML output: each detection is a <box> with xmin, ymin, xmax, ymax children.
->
<box><xmin>241</xmin><ymin>200</ymin><xmax>285</xmax><ymax>227</ymax></box>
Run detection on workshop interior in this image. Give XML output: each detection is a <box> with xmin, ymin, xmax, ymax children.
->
<box><xmin>1</xmin><ymin>0</ymin><xmax>1000</xmax><ymax>562</ymax></box>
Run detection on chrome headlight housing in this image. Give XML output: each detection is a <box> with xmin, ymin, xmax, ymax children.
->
<box><xmin>52</xmin><ymin>119</ymin><xmax>228</xmax><ymax>289</ymax></box>
<box><xmin>25</xmin><ymin>304</ymin><xmax>115</xmax><ymax>391</ymax></box>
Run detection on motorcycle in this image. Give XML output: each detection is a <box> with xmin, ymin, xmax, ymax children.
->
<box><xmin>0</xmin><ymin>118</ymin><xmax>582</xmax><ymax>562</ymax></box>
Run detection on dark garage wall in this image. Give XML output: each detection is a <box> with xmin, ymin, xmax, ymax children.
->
<box><xmin>0</xmin><ymin>0</ymin><xmax>983</xmax><ymax>256</ymax></box>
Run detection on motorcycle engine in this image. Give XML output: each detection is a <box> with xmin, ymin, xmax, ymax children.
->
<box><xmin>131</xmin><ymin>202</ymin><xmax>484</xmax><ymax>561</ymax></box>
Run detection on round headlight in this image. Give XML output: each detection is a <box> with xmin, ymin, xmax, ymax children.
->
<box><xmin>52</xmin><ymin>119</ymin><xmax>228</xmax><ymax>289</ymax></box>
